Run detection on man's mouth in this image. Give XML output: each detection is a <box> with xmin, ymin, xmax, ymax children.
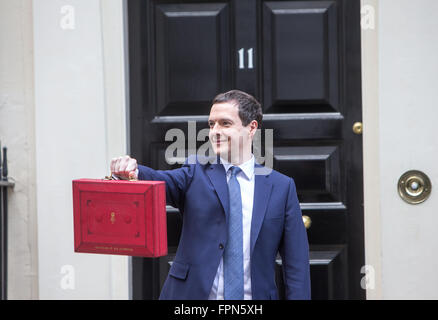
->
<box><xmin>211</xmin><ymin>139</ymin><xmax>228</xmax><ymax>144</ymax></box>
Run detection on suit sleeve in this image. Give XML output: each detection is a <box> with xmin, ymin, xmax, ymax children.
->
<box><xmin>279</xmin><ymin>178</ymin><xmax>311</xmax><ymax>300</ymax></box>
<box><xmin>137</xmin><ymin>157</ymin><xmax>196</xmax><ymax>210</ymax></box>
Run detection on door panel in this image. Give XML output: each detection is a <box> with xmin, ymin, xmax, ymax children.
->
<box><xmin>302</xmin><ymin>208</ymin><xmax>347</xmax><ymax>244</ymax></box>
<box><xmin>276</xmin><ymin>246</ymin><xmax>347</xmax><ymax>300</ymax></box>
<box><xmin>262</xmin><ymin>1</ymin><xmax>339</xmax><ymax>113</ymax></box>
<box><xmin>273</xmin><ymin>146</ymin><xmax>342</xmax><ymax>202</ymax></box>
<box><xmin>155</xmin><ymin>3</ymin><xmax>232</xmax><ymax>115</ymax></box>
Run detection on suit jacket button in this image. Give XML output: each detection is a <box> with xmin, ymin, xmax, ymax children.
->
<box><xmin>219</xmin><ymin>244</ymin><xmax>224</xmax><ymax>249</ymax></box>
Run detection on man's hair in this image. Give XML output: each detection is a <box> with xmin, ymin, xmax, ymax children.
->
<box><xmin>212</xmin><ymin>90</ymin><xmax>263</xmax><ymax>128</ymax></box>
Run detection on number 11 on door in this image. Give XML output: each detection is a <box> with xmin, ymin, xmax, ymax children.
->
<box><xmin>238</xmin><ymin>48</ymin><xmax>254</xmax><ymax>69</ymax></box>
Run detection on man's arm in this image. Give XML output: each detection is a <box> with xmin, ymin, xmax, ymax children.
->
<box><xmin>279</xmin><ymin>178</ymin><xmax>311</xmax><ymax>300</ymax></box>
<box><xmin>137</xmin><ymin>161</ymin><xmax>195</xmax><ymax>210</ymax></box>
<box><xmin>111</xmin><ymin>155</ymin><xmax>196</xmax><ymax>210</ymax></box>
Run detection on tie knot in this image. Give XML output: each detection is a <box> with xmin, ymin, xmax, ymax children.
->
<box><xmin>229</xmin><ymin>166</ymin><xmax>241</xmax><ymax>177</ymax></box>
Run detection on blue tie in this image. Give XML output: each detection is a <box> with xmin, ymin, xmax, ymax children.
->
<box><xmin>223</xmin><ymin>166</ymin><xmax>244</xmax><ymax>300</ymax></box>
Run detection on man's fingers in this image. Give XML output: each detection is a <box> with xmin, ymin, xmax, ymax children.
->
<box><xmin>114</xmin><ymin>157</ymin><xmax>122</xmax><ymax>174</ymax></box>
<box><xmin>114</xmin><ymin>156</ymin><xmax>127</xmax><ymax>173</ymax></box>
<box><xmin>112</xmin><ymin>157</ymin><xmax>121</xmax><ymax>174</ymax></box>
<box><xmin>110</xmin><ymin>158</ymin><xmax>117</xmax><ymax>173</ymax></box>
<box><xmin>111</xmin><ymin>156</ymin><xmax>137</xmax><ymax>179</ymax></box>
<box><xmin>125</xmin><ymin>159</ymin><xmax>137</xmax><ymax>173</ymax></box>
<box><xmin>118</xmin><ymin>156</ymin><xmax>130</xmax><ymax>173</ymax></box>
<box><xmin>110</xmin><ymin>158</ymin><xmax>116</xmax><ymax>173</ymax></box>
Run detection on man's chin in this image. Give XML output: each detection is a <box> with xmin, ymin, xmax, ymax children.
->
<box><xmin>212</xmin><ymin>146</ymin><xmax>228</xmax><ymax>159</ymax></box>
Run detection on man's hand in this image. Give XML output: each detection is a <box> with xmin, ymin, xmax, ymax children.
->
<box><xmin>110</xmin><ymin>155</ymin><xmax>138</xmax><ymax>180</ymax></box>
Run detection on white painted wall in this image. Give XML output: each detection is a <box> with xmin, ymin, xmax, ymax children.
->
<box><xmin>0</xmin><ymin>0</ymin><xmax>39</xmax><ymax>299</ymax></box>
<box><xmin>379</xmin><ymin>0</ymin><xmax>438</xmax><ymax>299</ymax></box>
<box><xmin>363</xmin><ymin>0</ymin><xmax>438</xmax><ymax>299</ymax></box>
<box><xmin>32</xmin><ymin>0</ymin><xmax>129</xmax><ymax>299</ymax></box>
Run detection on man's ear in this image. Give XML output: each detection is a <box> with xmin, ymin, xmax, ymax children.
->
<box><xmin>248</xmin><ymin>120</ymin><xmax>258</xmax><ymax>138</ymax></box>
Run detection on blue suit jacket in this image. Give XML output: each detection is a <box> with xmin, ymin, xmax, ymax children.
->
<box><xmin>138</xmin><ymin>155</ymin><xmax>311</xmax><ymax>300</ymax></box>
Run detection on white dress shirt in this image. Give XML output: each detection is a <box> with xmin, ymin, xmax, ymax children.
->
<box><xmin>208</xmin><ymin>154</ymin><xmax>255</xmax><ymax>300</ymax></box>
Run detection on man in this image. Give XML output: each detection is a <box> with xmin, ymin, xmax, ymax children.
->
<box><xmin>111</xmin><ymin>90</ymin><xmax>311</xmax><ymax>300</ymax></box>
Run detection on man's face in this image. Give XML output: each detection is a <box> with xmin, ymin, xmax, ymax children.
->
<box><xmin>208</xmin><ymin>102</ymin><xmax>255</xmax><ymax>160</ymax></box>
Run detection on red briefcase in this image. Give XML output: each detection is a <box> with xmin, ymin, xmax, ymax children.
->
<box><xmin>72</xmin><ymin>178</ymin><xmax>167</xmax><ymax>257</ymax></box>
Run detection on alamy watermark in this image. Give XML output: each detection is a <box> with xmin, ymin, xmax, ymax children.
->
<box><xmin>164</xmin><ymin>121</ymin><xmax>273</xmax><ymax>175</ymax></box>
<box><xmin>360</xmin><ymin>265</ymin><xmax>375</xmax><ymax>290</ymax></box>
<box><xmin>60</xmin><ymin>264</ymin><xmax>75</xmax><ymax>290</ymax></box>
<box><xmin>60</xmin><ymin>5</ymin><xmax>75</xmax><ymax>30</ymax></box>
<box><xmin>361</xmin><ymin>4</ymin><xmax>375</xmax><ymax>30</ymax></box>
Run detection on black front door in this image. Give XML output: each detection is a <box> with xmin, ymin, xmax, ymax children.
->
<box><xmin>127</xmin><ymin>0</ymin><xmax>364</xmax><ymax>300</ymax></box>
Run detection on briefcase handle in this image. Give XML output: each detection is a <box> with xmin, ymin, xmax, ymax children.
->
<box><xmin>104</xmin><ymin>172</ymin><xmax>138</xmax><ymax>181</ymax></box>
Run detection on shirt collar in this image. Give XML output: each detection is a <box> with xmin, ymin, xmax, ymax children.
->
<box><xmin>220</xmin><ymin>154</ymin><xmax>255</xmax><ymax>180</ymax></box>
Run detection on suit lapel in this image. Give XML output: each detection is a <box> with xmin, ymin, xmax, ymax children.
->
<box><xmin>206</xmin><ymin>160</ymin><xmax>273</xmax><ymax>256</ymax></box>
<box><xmin>250</xmin><ymin>163</ymin><xmax>273</xmax><ymax>256</ymax></box>
<box><xmin>206</xmin><ymin>162</ymin><xmax>230</xmax><ymax>223</ymax></box>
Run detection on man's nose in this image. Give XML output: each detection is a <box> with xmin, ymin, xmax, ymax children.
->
<box><xmin>210</xmin><ymin>123</ymin><xmax>221</xmax><ymax>135</ymax></box>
